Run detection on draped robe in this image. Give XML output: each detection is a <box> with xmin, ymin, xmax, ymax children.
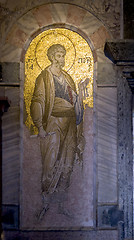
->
<box><xmin>30</xmin><ymin>66</ymin><xmax>83</xmax><ymax>195</ymax></box>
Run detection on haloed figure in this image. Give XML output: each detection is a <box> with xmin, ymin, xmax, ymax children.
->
<box><xmin>30</xmin><ymin>44</ymin><xmax>89</xmax><ymax>219</ymax></box>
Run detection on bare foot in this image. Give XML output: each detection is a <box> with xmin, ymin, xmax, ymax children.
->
<box><xmin>58</xmin><ymin>203</ymin><xmax>74</xmax><ymax>218</ymax></box>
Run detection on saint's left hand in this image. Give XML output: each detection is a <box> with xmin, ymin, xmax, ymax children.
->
<box><xmin>78</xmin><ymin>78</ymin><xmax>90</xmax><ymax>99</ymax></box>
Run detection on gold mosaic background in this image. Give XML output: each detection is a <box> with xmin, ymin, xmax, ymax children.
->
<box><xmin>24</xmin><ymin>28</ymin><xmax>94</xmax><ymax>133</ymax></box>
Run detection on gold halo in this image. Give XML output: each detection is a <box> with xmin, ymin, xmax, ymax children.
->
<box><xmin>35</xmin><ymin>31</ymin><xmax>76</xmax><ymax>72</ymax></box>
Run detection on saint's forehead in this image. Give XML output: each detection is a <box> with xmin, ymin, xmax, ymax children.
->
<box><xmin>54</xmin><ymin>50</ymin><xmax>65</xmax><ymax>55</ymax></box>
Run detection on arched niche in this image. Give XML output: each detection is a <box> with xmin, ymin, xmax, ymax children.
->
<box><xmin>21</xmin><ymin>24</ymin><xmax>96</xmax><ymax>229</ymax></box>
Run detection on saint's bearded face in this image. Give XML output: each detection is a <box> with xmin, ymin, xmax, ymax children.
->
<box><xmin>52</xmin><ymin>51</ymin><xmax>65</xmax><ymax>68</ymax></box>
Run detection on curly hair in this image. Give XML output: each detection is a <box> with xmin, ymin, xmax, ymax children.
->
<box><xmin>47</xmin><ymin>44</ymin><xmax>66</xmax><ymax>62</ymax></box>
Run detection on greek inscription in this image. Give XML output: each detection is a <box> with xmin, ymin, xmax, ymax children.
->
<box><xmin>78</xmin><ymin>57</ymin><xmax>91</xmax><ymax>72</ymax></box>
<box><xmin>78</xmin><ymin>57</ymin><xmax>91</xmax><ymax>64</ymax></box>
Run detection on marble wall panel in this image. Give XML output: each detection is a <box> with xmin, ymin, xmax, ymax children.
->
<box><xmin>6</xmin><ymin>24</ymin><xmax>28</xmax><ymax>48</ymax></box>
<box><xmin>97</xmin><ymin>87</ymin><xmax>117</xmax><ymax>118</ymax></box>
<box><xmin>96</xmin><ymin>48</ymin><xmax>113</xmax><ymax>63</ymax></box>
<box><xmin>80</xmin><ymin>12</ymin><xmax>103</xmax><ymax>37</ymax></box>
<box><xmin>32</xmin><ymin>5</ymin><xmax>52</xmax><ymax>27</ymax></box>
<box><xmin>66</xmin><ymin>5</ymin><xmax>85</xmax><ymax>26</ymax></box>
<box><xmin>2</xmin><ymin>107</ymin><xmax>20</xmax><ymax>204</ymax></box>
<box><xmin>17</xmin><ymin>11</ymin><xmax>39</xmax><ymax>36</ymax></box>
<box><xmin>2</xmin><ymin>87</ymin><xmax>20</xmax><ymax>204</ymax></box>
<box><xmin>4</xmin><ymin>87</ymin><xmax>20</xmax><ymax>106</ymax></box>
<box><xmin>97</xmin><ymin>87</ymin><xmax>117</xmax><ymax>203</ymax></box>
<box><xmin>50</xmin><ymin>3</ymin><xmax>68</xmax><ymax>23</ymax></box>
<box><xmin>90</xmin><ymin>26</ymin><xmax>111</xmax><ymax>50</ymax></box>
<box><xmin>1</xmin><ymin>63</ymin><xmax>20</xmax><ymax>83</ymax></box>
<box><xmin>97</xmin><ymin>63</ymin><xmax>117</xmax><ymax>85</ymax></box>
<box><xmin>1</xmin><ymin>43</ymin><xmax>22</xmax><ymax>62</ymax></box>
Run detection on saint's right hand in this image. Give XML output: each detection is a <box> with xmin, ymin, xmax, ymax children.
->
<box><xmin>38</xmin><ymin>127</ymin><xmax>47</xmax><ymax>138</ymax></box>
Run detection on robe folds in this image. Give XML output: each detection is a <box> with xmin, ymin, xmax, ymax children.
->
<box><xmin>30</xmin><ymin>66</ymin><xmax>83</xmax><ymax>195</ymax></box>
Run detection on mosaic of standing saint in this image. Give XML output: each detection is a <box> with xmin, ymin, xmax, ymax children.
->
<box><xmin>24</xmin><ymin>28</ymin><xmax>93</xmax><ymax>219</ymax></box>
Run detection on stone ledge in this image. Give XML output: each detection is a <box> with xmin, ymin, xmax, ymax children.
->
<box><xmin>104</xmin><ymin>40</ymin><xmax>134</xmax><ymax>63</ymax></box>
<box><xmin>104</xmin><ymin>40</ymin><xmax>134</xmax><ymax>92</ymax></box>
<box><xmin>3</xmin><ymin>230</ymin><xmax>118</xmax><ymax>240</ymax></box>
